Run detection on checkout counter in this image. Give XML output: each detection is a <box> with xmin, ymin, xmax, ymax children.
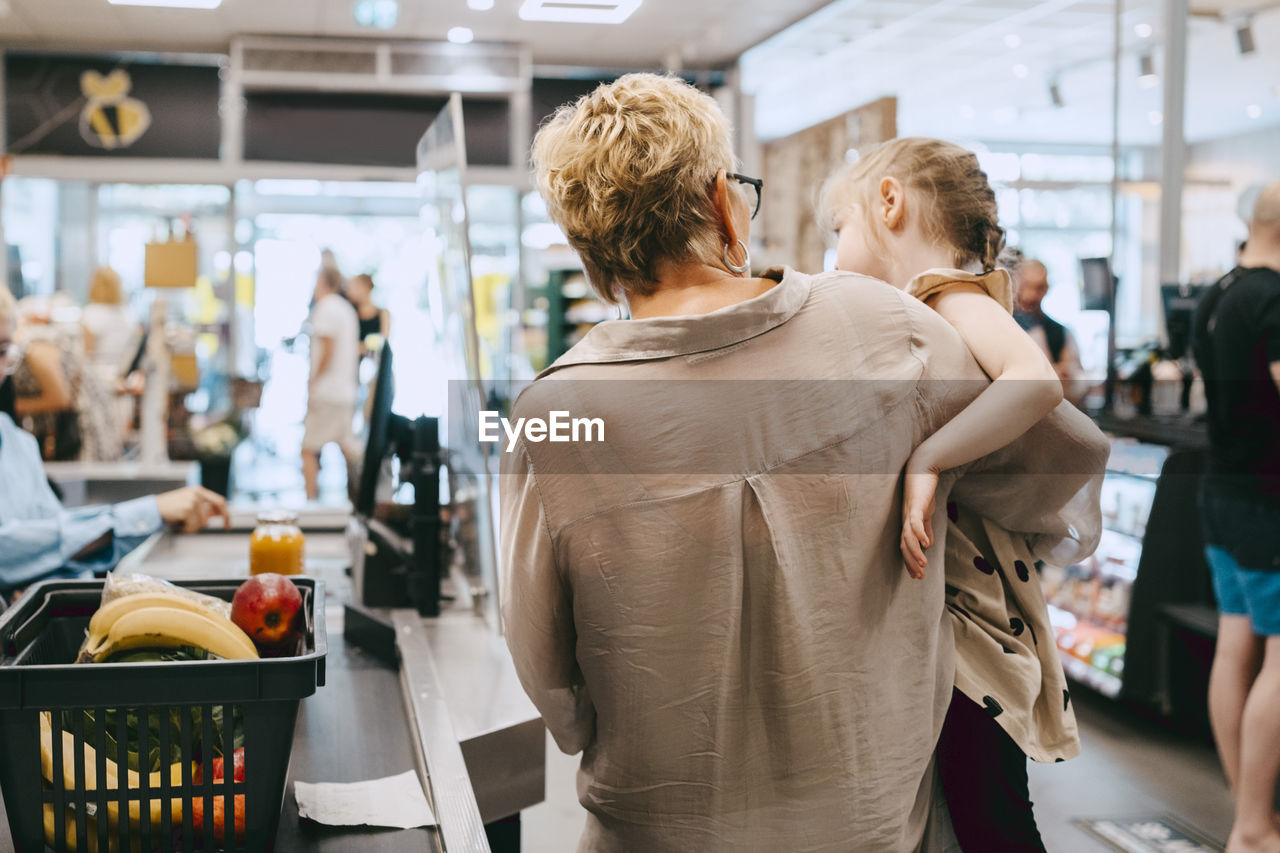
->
<box><xmin>0</xmin><ymin>528</ymin><xmax>545</xmax><ymax>853</ymax></box>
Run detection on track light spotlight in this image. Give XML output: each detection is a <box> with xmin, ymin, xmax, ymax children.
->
<box><xmin>1049</xmin><ymin>81</ymin><xmax>1064</xmax><ymax>108</ymax></box>
<box><xmin>1236</xmin><ymin>18</ymin><xmax>1256</xmax><ymax>55</ymax></box>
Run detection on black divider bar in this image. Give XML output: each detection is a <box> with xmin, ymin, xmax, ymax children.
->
<box><xmin>222</xmin><ymin>703</ymin><xmax>237</xmax><ymax>851</ymax></box>
<box><xmin>159</xmin><ymin>707</ymin><xmax>172</xmax><ymax>850</ymax></box>
<box><xmin>72</xmin><ymin>707</ymin><xmax>87</xmax><ymax>846</ymax></box>
<box><xmin>115</xmin><ymin>704</ymin><xmax>132</xmax><ymax>853</ymax></box>
<box><xmin>93</xmin><ymin>707</ymin><xmax>108</xmax><ymax>851</ymax></box>
<box><xmin>50</xmin><ymin>711</ymin><xmax>65</xmax><ymax>851</ymax></box>
<box><xmin>202</xmin><ymin>703</ymin><xmax>216</xmax><ymax>851</ymax></box>
<box><xmin>140</xmin><ymin>706</ymin><xmax>153</xmax><ymax>853</ymax></box>
<box><xmin>181</xmin><ymin>707</ymin><xmax>195</xmax><ymax>850</ymax></box>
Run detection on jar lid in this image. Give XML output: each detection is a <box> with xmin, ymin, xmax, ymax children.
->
<box><xmin>256</xmin><ymin>510</ymin><xmax>299</xmax><ymax>525</ymax></box>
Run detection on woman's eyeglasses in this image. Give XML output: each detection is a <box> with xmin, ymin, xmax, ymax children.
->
<box><xmin>727</xmin><ymin>172</ymin><xmax>763</xmax><ymax>220</ymax></box>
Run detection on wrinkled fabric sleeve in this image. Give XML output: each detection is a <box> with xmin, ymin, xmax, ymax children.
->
<box><xmin>0</xmin><ymin>497</ymin><xmax>163</xmax><ymax>590</ymax></box>
<box><xmin>951</xmin><ymin>402</ymin><xmax>1108</xmax><ymax>566</ymax></box>
<box><xmin>499</xmin><ymin>443</ymin><xmax>595</xmax><ymax>755</ymax></box>
<box><xmin>898</xmin><ymin>290</ymin><xmax>1108</xmax><ymax>568</ymax></box>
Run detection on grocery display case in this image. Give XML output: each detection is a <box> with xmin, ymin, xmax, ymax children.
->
<box><xmin>1043</xmin><ymin>438</ymin><xmax>1168</xmax><ymax>698</ymax></box>
<box><xmin>1041</xmin><ymin>419</ymin><xmax>1216</xmax><ymax>722</ymax></box>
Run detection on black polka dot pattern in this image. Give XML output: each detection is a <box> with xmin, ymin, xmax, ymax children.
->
<box><xmin>1063</xmin><ymin>690</ymin><xmax>1070</xmax><ymax>712</ymax></box>
<box><xmin>947</xmin><ymin>502</ymin><xmax>959</xmax><ymax>523</ymax></box>
<box><xmin>1010</xmin><ymin>617</ymin><xmax>1025</xmax><ymax>637</ymax></box>
<box><xmin>1014</xmin><ymin>560</ymin><xmax>1030</xmax><ymax>582</ymax></box>
<box><xmin>1055</xmin><ymin>758</ymin><xmax>1064</xmax><ymax>763</ymax></box>
<box><xmin>1003</xmin><ymin>646</ymin><xmax>1016</xmax><ymax>654</ymax></box>
<box><xmin>982</xmin><ymin>695</ymin><xmax>1003</xmax><ymax>717</ymax></box>
<box><xmin>973</xmin><ymin>556</ymin><xmax>995</xmax><ymax>575</ymax></box>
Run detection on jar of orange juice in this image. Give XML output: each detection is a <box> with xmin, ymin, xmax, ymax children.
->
<box><xmin>249</xmin><ymin>511</ymin><xmax>305</xmax><ymax>576</ymax></box>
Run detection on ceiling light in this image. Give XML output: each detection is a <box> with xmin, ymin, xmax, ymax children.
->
<box><xmin>107</xmin><ymin>0</ymin><xmax>223</xmax><ymax>7</ymax></box>
<box><xmin>353</xmin><ymin>0</ymin><xmax>398</xmax><ymax>28</ymax></box>
<box><xmin>1148</xmin><ymin>110</ymin><xmax>1163</xmax><ymax>126</ymax></box>
<box><xmin>1138</xmin><ymin>53</ymin><xmax>1157</xmax><ymax>87</ymax></box>
<box><xmin>1134</xmin><ymin>22</ymin><xmax>1153</xmax><ymax>38</ymax></box>
<box><xmin>468</xmin><ymin>0</ymin><xmax>495</xmax><ymax>7</ymax></box>
<box><xmin>1247</xmin><ymin>104</ymin><xmax>1262</xmax><ymax>119</ymax></box>
<box><xmin>1004</xmin><ymin>33</ymin><xmax>1022</xmax><ymax>49</ymax></box>
<box><xmin>518</xmin><ymin>0</ymin><xmax>642</xmax><ymax>24</ymax></box>
<box><xmin>1013</xmin><ymin>63</ymin><xmax>1029</xmax><ymax>78</ymax></box>
<box><xmin>1236</xmin><ymin>18</ymin><xmax>1256</xmax><ymax>54</ymax></box>
<box><xmin>447</xmin><ymin>25</ymin><xmax>474</xmax><ymax>43</ymax></box>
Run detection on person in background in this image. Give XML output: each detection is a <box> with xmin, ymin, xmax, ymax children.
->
<box><xmin>1013</xmin><ymin>258</ymin><xmax>1088</xmax><ymax>405</ymax></box>
<box><xmin>347</xmin><ymin>273</ymin><xmax>390</xmax><ymax>358</ymax></box>
<box><xmin>302</xmin><ymin>266</ymin><xmax>360</xmax><ymax>501</ymax></box>
<box><xmin>81</xmin><ymin>266</ymin><xmax>140</xmax><ymax>385</ymax></box>
<box><xmin>13</xmin><ymin>299</ymin><xmax>122</xmax><ymax>462</ymax></box>
<box><xmin>0</xmin><ymin>284</ymin><xmax>229</xmax><ymax>598</ymax></box>
<box><xmin>1194</xmin><ymin>179</ymin><xmax>1280</xmax><ymax>853</ymax></box>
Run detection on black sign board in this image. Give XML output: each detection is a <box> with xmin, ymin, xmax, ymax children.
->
<box><xmin>5</xmin><ymin>52</ymin><xmax>222</xmax><ymax>159</ymax></box>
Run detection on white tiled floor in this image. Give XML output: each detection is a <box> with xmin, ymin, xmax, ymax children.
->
<box><xmin>521</xmin><ymin>687</ymin><xmax>1234</xmax><ymax>852</ymax></box>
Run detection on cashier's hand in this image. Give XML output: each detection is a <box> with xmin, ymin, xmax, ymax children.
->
<box><xmin>155</xmin><ymin>486</ymin><xmax>231</xmax><ymax>533</ymax></box>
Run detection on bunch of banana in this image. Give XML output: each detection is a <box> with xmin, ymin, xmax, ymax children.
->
<box><xmin>39</xmin><ymin>712</ymin><xmax>189</xmax><ymax>842</ymax></box>
<box><xmin>78</xmin><ymin>594</ymin><xmax>258</xmax><ymax>664</ymax></box>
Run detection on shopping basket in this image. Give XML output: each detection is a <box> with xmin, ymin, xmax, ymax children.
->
<box><xmin>0</xmin><ymin>578</ymin><xmax>327</xmax><ymax>852</ymax></box>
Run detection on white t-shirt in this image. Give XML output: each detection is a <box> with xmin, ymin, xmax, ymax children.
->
<box><xmin>82</xmin><ymin>303</ymin><xmax>140</xmax><ymax>374</ymax></box>
<box><xmin>308</xmin><ymin>293</ymin><xmax>360</xmax><ymax>405</ymax></box>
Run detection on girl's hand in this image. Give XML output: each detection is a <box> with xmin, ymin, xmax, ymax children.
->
<box><xmin>901</xmin><ymin>459</ymin><xmax>939</xmax><ymax>579</ymax></box>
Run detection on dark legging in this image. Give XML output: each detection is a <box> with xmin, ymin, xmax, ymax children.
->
<box><xmin>937</xmin><ymin>687</ymin><xmax>1047</xmax><ymax>852</ymax></box>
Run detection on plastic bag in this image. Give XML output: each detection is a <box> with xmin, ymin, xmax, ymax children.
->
<box><xmin>99</xmin><ymin>571</ymin><xmax>232</xmax><ymax>620</ymax></box>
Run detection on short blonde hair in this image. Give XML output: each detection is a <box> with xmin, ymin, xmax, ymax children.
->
<box><xmin>818</xmin><ymin>137</ymin><xmax>1005</xmax><ymax>272</ymax></box>
<box><xmin>532</xmin><ymin>73</ymin><xmax>737</xmax><ymax>304</ymax></box>
<box><xmin>88</xmin><ymin>266</ymin><xmax>125</xmax><ymax>305</ymax></box>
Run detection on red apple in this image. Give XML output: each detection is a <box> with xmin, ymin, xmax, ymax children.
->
<box><xmin>231</xmin><ymin>574</ymin><xmax>303</xmax><ymax>650</ymax></box>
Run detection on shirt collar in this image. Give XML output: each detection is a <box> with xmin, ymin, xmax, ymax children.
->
<box><xmin>542</xmin><ymin>267</ymin><xmax>806</xmax><ymax>374</ymax></box>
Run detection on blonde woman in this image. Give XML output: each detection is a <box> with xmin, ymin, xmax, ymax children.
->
<box><xmin>500</xmin><ymin>73</ymin><xmax>1107</xmax><ymax>852</ymax></box>
<box><xmin>81</xmin><ymin>266</ymin><xmax>140</xmax><ymax>383</ymax></box>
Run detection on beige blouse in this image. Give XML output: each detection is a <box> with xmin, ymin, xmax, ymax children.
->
<box><xmin>906</xmin><ymin>268</ymin><xmax>1082</xmax><ymax>763</ymax></box>
<box><xmin>499</xmin><ymin>267</ymin><xmax>1107</xmax><ymax>852</ymax></box>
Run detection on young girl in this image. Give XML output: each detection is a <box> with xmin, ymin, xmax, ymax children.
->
<box><xmin>819</xmin><ymin>137</ymin><xmax>1080</xmax><ymax>852</ymax></box>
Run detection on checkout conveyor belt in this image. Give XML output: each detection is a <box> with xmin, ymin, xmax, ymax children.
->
<box><xmin>0</xmin><ymin>532</ymin><xmax>544</xmax><ymax>853</ymax></box>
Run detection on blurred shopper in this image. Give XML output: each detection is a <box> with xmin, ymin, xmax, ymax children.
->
<box><xmin>820</xmin><ymin>138</ymin><xmax>1091</xmax><ymax>853</ymax></box>
<box><xmin>1194</xmin><ymin>179</ymin><xmax>1280</xmax><ymax>853</ymax></box>
<box><xmin>81</xmin><ymin>266</ymin><xmax>140</xmax><ymax>385</ymax></box>
<box><xmin>502</xmin><ymin>73</ymin><xmax>1105</xmax><ymax>852</ymax></box>
<box><xmin>1014</xmin><ymin>258</ymin><xmax>1088</xmax><ymax>405</ymax></box>
<box><xmin>302</xmin><ymin>266</ymin><xmax>360</xmax><ymax>501</ymax></box>
<box><xmin>0</xmin><ymin>284</ymin><xmax>228</xmax><ymax>596</ymax></box>
<box><xmin>347</xmin><ymin>273</ymin><xmax>389</xmax><ymax>357</ymax></box>
<box><xmin>13</xmin><ymin>300</ymin><xmax>122</xmax><ymax>462</ymax></box>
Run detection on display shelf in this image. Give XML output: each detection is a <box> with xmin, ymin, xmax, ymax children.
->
<box><xmin>1048</xmin><ymin>603</ymin><xmax>1125</xmax><ymax>698</ymax></box>
<box><xmin>1061</xmin><ymin>652</ymin><xmax>1124</xmax><ymax>698</ymax></box>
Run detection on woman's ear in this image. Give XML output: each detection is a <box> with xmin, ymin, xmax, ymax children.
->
<box><xmin>880</xmin><ymin>177</ymin><xmax>906</xmax><ymax>231</ymax></box>
<box><xmin>710</xmin><ymin>169</ymin><xmax>740</xmax><ymax>245</ymax></box>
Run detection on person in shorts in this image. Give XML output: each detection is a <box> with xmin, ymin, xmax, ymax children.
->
<box><xmin>1193</xmin><ymin>178</ymin><xmax>1280</xmax><ymax>853</ymax></box>
<box><xmin>302</xmin><ymin>266</ymin><xmax>360</xmax><ymax>501</ymax></box>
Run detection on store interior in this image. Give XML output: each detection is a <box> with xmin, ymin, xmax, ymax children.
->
<box><xmin>1</xmin><ymin>0</ymin><xmax>1279</xmax><ymax>851</ymax></box>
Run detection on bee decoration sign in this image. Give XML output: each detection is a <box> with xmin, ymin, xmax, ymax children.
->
<box><xmin>78</xmin><ymin>69</ymin><xmax>152</xmax><ymax>150</ymax></box>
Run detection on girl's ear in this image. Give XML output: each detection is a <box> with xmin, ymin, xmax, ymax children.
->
<box><xmin>880</xmin><ymin>177</ymin><xmax>906</xmax><ymax>231</ymax></box>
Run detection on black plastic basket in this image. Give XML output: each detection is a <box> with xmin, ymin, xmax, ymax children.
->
<box><xmin>0</xmin><ymin>578</ymin><xmax>327</xmax><ymax>852</ymax></box>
